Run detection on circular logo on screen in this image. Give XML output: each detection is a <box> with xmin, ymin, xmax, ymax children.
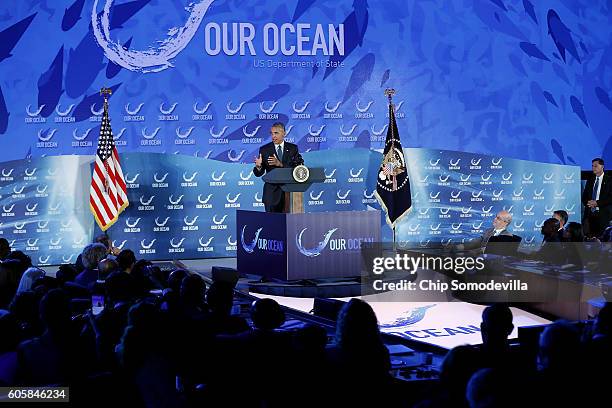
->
<box><xmin>293</xmin><ymin>165</ymin><xmax>309</xmax><ymax>183</ymax></box>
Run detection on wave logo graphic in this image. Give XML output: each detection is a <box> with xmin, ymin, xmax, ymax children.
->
<box><xmin>240</xmin><ymin>171</ymin><xmax>253</xmax><ymax>181</ymax></box>
<box><xmin>213</xmin><ymin>214</ymin><xmax>228</xmax><ymax>224</ymax></box>
<box><xmin>296</xmin><ymin>227</ymin><xmax>338</xmax><ymax>257</ymax></box>
<box><xmin>170</xmin><ymin>238</ymin><xmax>185</xmax><ymax>248</ymax></box>
<box><xmin>340</xmin><ymin>124</ymin><xmax>357</xmax><ymax>136</ymax></box>
<box><xmin>380</xmin><ymin>304</ymin><xmax>436</xmax><ymax>328</ymax></box>
<box><xmin>241</xmin><ymin>225</ymin><xmax>263</xmax><ymax>253</ymax></box>
<box><xmin>371</xmin><ymin>124</ymin><xmax>387</xmax><ymax>136</ymax></box>
<box><xmin>125</xmin><ymin>173</ymin><xmax>140</xmax><ymax>183</ymax></box>
<box><xmin>226</xmin><ymin>193</ymin><xmax>241</xmax><ymax>203</ymax></box>
<box><xmin>155</xmin><ymin>217</ymin><xmax>170</xmax><ymax>227</ymax></box>
<box><xmin>243</xmin><ymin>125</ymin><xmax>261</xmax><ymax>138</ymax></box>
<box><xmin>449</xmin><ymin>158</ymin><xmax>461</xmax><ymax>167</ymax></box>
<box><xmin>113</xmin><ymin>239</ymin><xmax>127</xmax><ymax>249</ymax></box>
<box><xmin>260</xmin><ymin>101</ymin><xmax>278</xmax><ymax>113</ymax></box>
<box><xmin>154</xmin><ymin>172</ymin><xmax>168</xmax><ymax>183</ymax></box>
<box><xmin>308</xmin><ymin>124</ymin><xmax>325</xmax><ymax>136</ymax></box>
<box><xmin>211</xmin><ymin>171</ymin><xmax>226</xmax><ymax>181</ymax></box>
<box><xmin>325</xmin><ymin>168</ymin><xmax>337</xmax><ymax>178</ymax></box>
<box><xmin>125</xmin><ymin>102</ymin><xmax>145</xmax><ymax>115</ymax></box>
<box><xmin>324</xmin><ymin>101</ymin><xmax>341</xmax><ymax>113</ymax></box>
<box><xmin>38</xmin><ymin>129</ymin><xmax>57</xmax><ymax>142</ymax></box>
<box><xmin>183</xmin><ymin>171</ymin><xmax>198</xmax><ymax>182</ymax></box>
<box><xmin>199</xmin><ymin>236</ymin><xmax>214</xmax><ymax>247</ymax></box>
<box><xmin>125</xmin><ymin>217</ymin><xmax>141</xmax><ymax>228</ymax></box>
<box><xmin>73</xmin><ymin>128</ymin><xmax>93</xmax><ymax>141</ymax></box>
<box><xmin>141</xmin><ymin>127</ymin><xmax>161</xmax><ymax>139</ymax></box>
<box><xmin>168</xmin><ymin>194</ymin><xmax>184</xmax><ymax>205</ymax></box>
<box><xmin>92</xmin><ymin>0</ymin><xmax>214</xmax><ymax>73</ymax></box>
<box><xmin>198</xmin><ymin>193</ymin><xmax>213</xmax><ymax>204</ymax></box>
<box><xmin>55</xmin><ymin>103</ymin><xmax>75</xmax><ymax>117</ymax></box>
<box><xmin>292</xmin><ymin>101</ymin><xmax>309</xmax><ymax>113</ymax></box>
<box><xmin>355</xmin><ymin>100</ymin><xmax>373</xmax><ymax>112</ymax></box>
<box><xmin>310</xmin><ymin>190</ymin><xmax>324</xmax><ymax>200</ymax></box>
<box><xmin>429</xmin><ymin>159</ymin><xmax>440</xmax><ymax>166</ymax></box>
<box><xmin>228</xmin><ymin>150</ymin><xmax>245</xmax><ymax>162</ymax></box>
<box><xmin>26</xmin><ymin>104</ymin><xmax>45</xmax><ymax>117</ymax></box>
<box><xmin>176</xmin><ymin>126</ymin><xmax>195</xmax><ymax>139</ymax></box>
<box><xmin>159</xmin><ymin>102</ymin><xmax>178</xmax><ymax>115</ymax></box>
<box><xmin>471</xmin><ymin>158</ymin><xmax>482</xmax><ymax>166</ymax></box>
<box><xmin>183</xmin><ymin>215</ymin><xmax>199</xmax><ymax>226</ymax></box>
<box><xmin>91</xmin><ymin>103</ymin><xmax>104</xmax><ymax>116</ymax></box>
<box><xmin>194</xmin><ymin>101</ymin><xmax>212</xmax><ymax>114</ymax></box>
<box><xmin>491</xmin><ymin>158</ymin><xmax>503</xmax><ymax>166</ymax></box>
<box><xmin>226</xmin><ymin>101</ymin><xmax>245</xmax><ymax>113</ymax></box>
<box><xmin>140</xmin><ymin>239</ymin><xmax>156</xmax><ymax>249</ymax></box>
<box><xmin>210</xmin><ymin>125</ymin><xmax>229</xmax><ymax>138</ymax></box>
<box><xmin>2</xmin><ymin>168</ymin><xmax>14</xmax><ymax>177</ymax></box>
<box><xmin>140</xmin><ymin>195</ymin><xmax>155</xmax><ymax>206</ymax></box>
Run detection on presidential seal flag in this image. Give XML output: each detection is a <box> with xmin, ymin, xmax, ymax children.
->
<box><xmin>89</xmin><ymin>88</ymin><xmax>128</xmax><ymax>231</ymax></box>
<box><xmin>375</xmin><ymin>89</ymin><xmax>412</xmax><ymax>227</ymax></box>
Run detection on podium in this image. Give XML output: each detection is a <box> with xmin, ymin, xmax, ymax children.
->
<box><xmin>237</xmin><ymin>209</ymin><xmax>381</xmax><ymax>280</ymax></box>
<box><xmin>262</xmin><ymin>167</ymin><xmax>325</xmax><ymax>213</ymax></box>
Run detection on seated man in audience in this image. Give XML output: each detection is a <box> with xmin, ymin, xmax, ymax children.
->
<box><xmin>0</xmin><ymin>238</ymin><xmax>10</xmax><ymax>260</ymax></box>
<box><xmin>456</xmin><ymin>210</ymin><xmax>513</xmax><ymax>252</ymax></box>
<box><xmin>477</xmin><ymin>304</ymin><xmax>524</xmax><ymax>371</ymax></box>
<box><xmin>553</xmin><ymin>210</ymin><xmax>569</xmax><ymax>241</ymax></box>
<box><xmin>74</xmin><ymin>244</ymin><xmax>109</xmax><ymax>288</ymax></box>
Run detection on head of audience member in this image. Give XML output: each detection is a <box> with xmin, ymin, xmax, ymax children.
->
<box><xmin>98</xmin><ymin>258</ymin><xmax>119</xmax><ymax>281</ymax></box>
<box><xmin>94</xmin><ymin>234</ymin><xmax>112</xmax><ymax>254</ymax></box>
<box><xmin>116</xmin><ymin>249</ymin><xmax>137</xmax><ymax>273</ymax></box>
<box><xmin>565</xmin><ymin>222</ymin><xmax>584</xmax><ymax>243</ymax></box>
<box><xmin>206</xmin><ymin>281</ymin><xmax>234</xmax><ymax>317</ymax></box>
<box><xmin>0</xmin><ymin>310</ymin><xmax>19</xmax><ymax>353</ymax></box>
<box><xmin>593</xmin><ymin>303</ymin><xmax>611</xmax><ymax>340</ymax></box>
<box><xmin>592</xmin><ymin>157</ymin><xmax>605</xmax><ymax>177</ymax></box>
<box><xmin>538</xmin><ymin>320</ymin><xmax>581</xmax><ymax>373</ymax></box>
<box><xmin>180</xmin><ymin>274</ymin><xmax>206</xmax><ymax>308</ymax></box>
<box><xmin>335</xmin><ymin>298</ymin><xmax>382</xmax><ymax>350</ymax></box>
<box><xmin>167</xmin><ymin>269</ymin><xmax>189</xmax><ymax>293</ymax></box>
<box><xmin>294</xmin><ymin>324</ymin><xmax>328</xmax><ymax>356</ymax></box>
<box><xmin>31</xmin><ymin>276</ymin><xmax>60</xmax><ymax>294</ymax></box>
<box><xmin>39</xmin><ymin>289</ymin><xmax>71</xmax><ymax>333</ymax></box>
<box><xmin>541</xmin><ymin>218</ymin><xmax>560</xmax><ymax>241</ymax></box>
<box><xmin>492</xmin><ymin>210</ymin><xmax>512</xmax><ymax>232</ymax></box>
<box><xmin>16</xmin><ymin>267</ymin><xmax>45</xmax><ymax>294</ymax></box>
<box><xmin>5</xmin><ymin>250</ymin><xmax>32</xmax><ymax>271</ymax></box>
<box><xmin>480</xmin><ymin>304</ymin><xmax>514</xmax><ymax>351</ymax></box>
<box><xmin>55</xmin><ymin>264</ymin><xmax>77</xmax><ymax>285</ymax></box>
<box><xmin>466</xmin><ymin>368</ymin><xmax>515</xmax><ymax>408</ymax></box>
<box><xmin>250</xmin><ymin>298</ymin><xmax>285</xmax><ymax>331</ymax></box>
<box><xmin>553</xmin><ymin>210</ymin><xmax>568</xmax><ymax>230</ymax></box>
<box><xmin>439</xmin><ymin>345</ymin><xmax>484</xmax><ymax>405</ymax></box>
<box><xmin>105</xmin><ymin>271</ymin><xmax>136</xmax><ymax>304</ymax></box>
<box><xmin>9</xmin><ymin>290</ymin><xmax>39</xmax><ymax>323</ymax></box>
<box><xmin>81</xmin><ymin>243</ymin><xmax>108</xmax><ymax>270</ymax></box>
<box><xmin>0</xmin><ymin>238</ymin><xmax>10</xmax><ymax>259</ymax></box>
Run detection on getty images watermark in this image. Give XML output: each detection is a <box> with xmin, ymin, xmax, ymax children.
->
<box><xmin>360</xmin><ymin>243</ymin><xmax>536</xmax><ymax>302</ymax></box>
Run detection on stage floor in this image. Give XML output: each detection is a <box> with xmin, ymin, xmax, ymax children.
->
<box><xmin>180</xmin><ymin>258</ymin><xmax>551</xmax><ymax>350</ymax></box>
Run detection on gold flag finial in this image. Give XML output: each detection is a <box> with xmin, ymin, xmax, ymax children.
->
<box><xmin>384</xmin><ymin>88</ymin><xmax>396</xmax><ymax>102</ymax></box>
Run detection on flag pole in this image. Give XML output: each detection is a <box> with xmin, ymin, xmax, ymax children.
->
<box><xmin>100</xmin><ymin>87</ymin><xmax>112</xmax><ymax>245</ymax></box>
<box><xmin>385</xmin><ymin>88</ymin><xmax>397</xmax><ymax>251</ymax></box>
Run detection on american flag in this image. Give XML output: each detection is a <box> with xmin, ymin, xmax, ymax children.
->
<box><xmin>89</xmin><ymin>98</ymin><xmax>128</xmax><ymax>231</ymax></box>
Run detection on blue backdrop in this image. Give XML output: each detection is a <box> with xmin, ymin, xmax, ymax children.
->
<box><xmin>0</xmin><ymin>149</ymin><xmax>580</xmax><ymax>264</ymax></box>
<box><xmin>0</xmin><ymin>0</ymin><xmax>610</xmax><ymax>167</ymax></box>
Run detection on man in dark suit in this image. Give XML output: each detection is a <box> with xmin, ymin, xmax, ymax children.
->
<box><xmin>253</xmin><ymin>122</ymin><xmax>303</xmax><ymax>212</ymax></box>
<box><xmin>457</xmin><ymin>210</ymin><xmax>514</xmax><ymax>252</ymax></box>
<box><xmin>553</xmin><ymin>210</ymin><xmax>568</xmax><ymax>241</ymax></box>
<box><xmin>582</xmin><ymin>158</ymin><xmax>612</xmax><ymax>238</ymax></box>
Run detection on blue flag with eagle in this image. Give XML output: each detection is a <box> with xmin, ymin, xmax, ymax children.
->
<box><xmin>375</xmin><ymin>91</ymin><xmax>412</xmax><ymax>227</ymax></box>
